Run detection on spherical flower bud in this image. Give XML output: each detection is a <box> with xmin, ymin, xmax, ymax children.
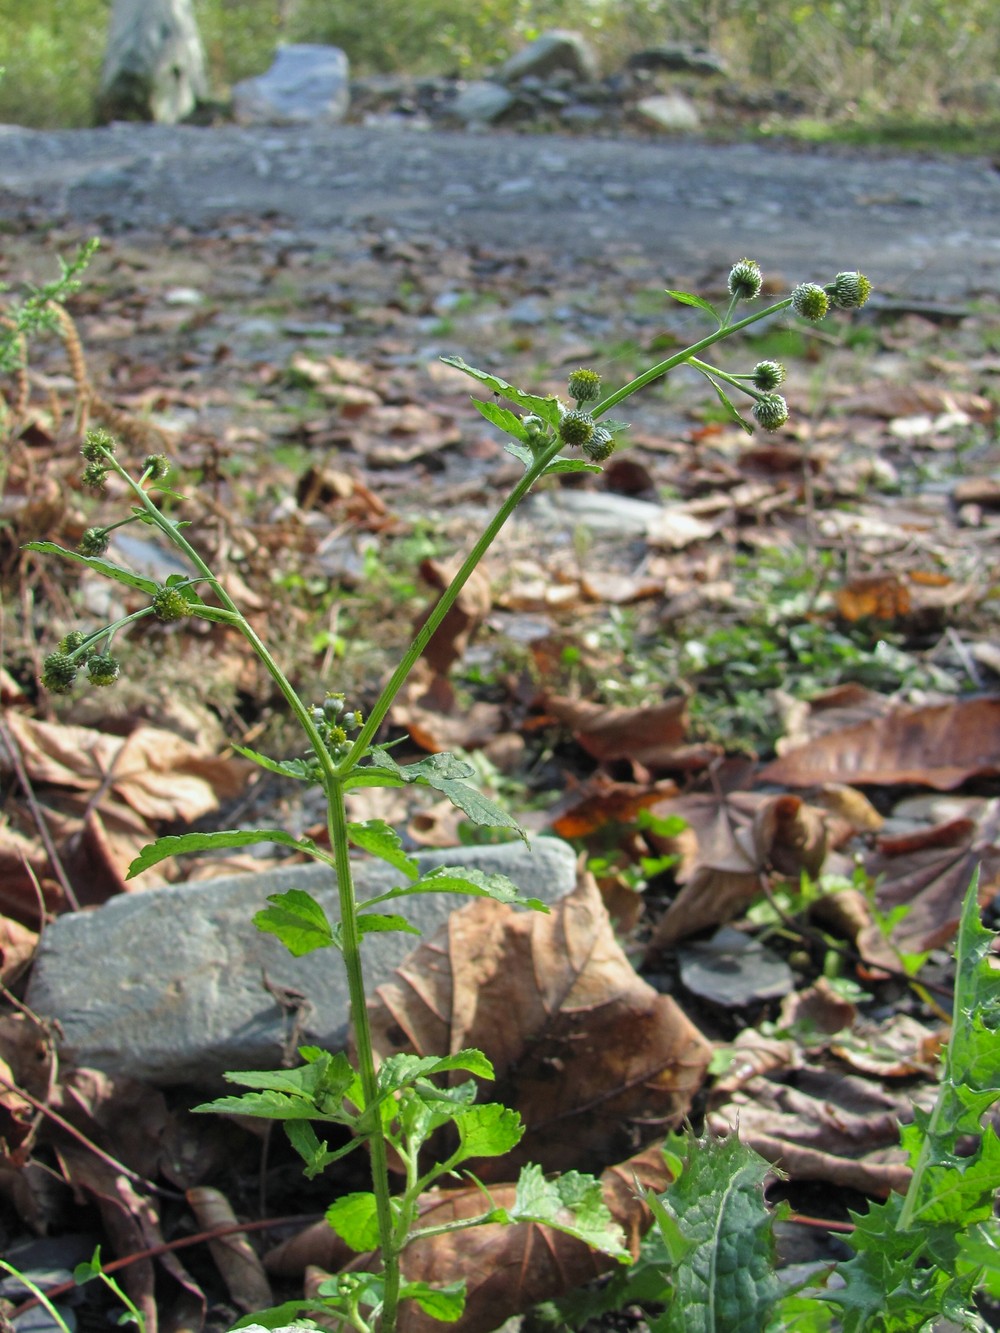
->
<box><xmin>87</xmin><ymin>653</ymin><xmax>120</xmax><ymax>687</ymax></box>
<box><xmin>790</xmin><ymin>283</ymin><xmax>829</xmax><ymax>321</ymax></box>
<box><xmin>144</xmin><ymin>453</ymin><xmax>171</xmax><ymax>480</ymax></box>
<box><xmin>829</xmin><ymin>271</ymin><xmax>872</xmax><ymax>309</ymax></box>
<box><xmin>79</xmin><ymin>526</ymin><xmax>110</xmax><ymax>557</ymax></box>
<box><xmin>751</xmin><ymin>360</ymin><xmax>785</xmax><ymax>391</ymax></box>
<box><xmin>567</xmin><ymin>368</ymin><xmax>602</xmax><ymax>403</ymax></box>
<box><xmin>728</xmin><ymin>258</ymin><xmax>763</xmax><ymax>301</ymax></box>
<box><xmin>82</xmin><ymin>461</ymin><xmax>108</xmax><ymax>490</ymax></box>
<box><xmin>752</xmin><ymin>393</ymin><xmax>790</xmax><ymax>432</ymax></box>
<box><xmin>558</xmin><ymin>410</ymin><xmax>596</xmax><ymax>449</ymax></box>
<box><xmin>59</xmin><ymin>631</ymin><xmax>87</xmax><ymax>655</ymax></box>
<box><xmin>322</xmin><ymin>694</ymin><xmax>345</xmax><ymax>720</ymax></box>
<box><xmin>41</xmin><ymin>651</ymin><xmax>78</xmax><ymax>693</ymax></box>
<box><xmin>582</xmin><ymin>428</ymin><xmax>615</xmax><ymax>463</ymax></box>
<box><xmin>81</xmin><ymin>427</ymin><xmax>117</xmax><ymax>461</ymax></box>
<box><xmin>152</xmin><ymin>585</ymin><xmax>189</xmax><ymax>622</ymax></box>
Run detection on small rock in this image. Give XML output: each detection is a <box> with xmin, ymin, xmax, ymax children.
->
<box><xmin>678</xmin><ymin>926</ymin><xmax>793</xmax><ymax>1007</ymax></box>
<box><xmin>634</xmin><ymin>93</ymin><xmax>701</xmax><ymax>132</ymax></box>
<box><xmin>232</xmin><ymin>44</ymin><xmax>350</xmax><ymax>126</ymax></box>
<box><xmin>27</xmin><ymin>839</ymin><xmax>577</xmax><ymax>1088</ymax></box>
<box><xmin>447</xmin><ymin>80</ymin><xmax>516</xmax><ymax>125</ymax></box>
<box><xmin>500</xmin><ymin>30</ymin><xmax>599</xmax><ymax>84</ymax></box>
<box><xmin>628</xmin><ymin>45</ymin><xmax>727</xmax><ymax>77</ymax></box>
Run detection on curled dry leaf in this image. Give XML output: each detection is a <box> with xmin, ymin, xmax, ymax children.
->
<box><xmin>187</xmin><ymin>1186</ymin><xmax>273</xmax><ymax>1313</ymax></box>
<box><xmin>759</xmin><ymin>697</ymin><xmax>1000</xmax><ymax>790</ymax></box>
<box><xmin>368</xmin><ymin>875</ymin><xmax>712</xmax><ymax>1178</ymax></box>
<box><xmin>543</xmin><ymin>695</ymin><xmax>692</xmax><ymax>770</ymax></box>
<box><xmin>708</xmin><ymin>1064</ymin><xmax>935</xmax><ymax>1198</ymax></box>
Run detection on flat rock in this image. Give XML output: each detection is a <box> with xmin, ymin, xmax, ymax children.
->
<box><xmin>26</xmin><ymin>838</ymin><xmax>576</xmax><ymax>1088</ymax></box>
<box><xmin>232</xmin><ymin>44</ymin><xmax>350</xmax><ymax>126</ymax></box>
<box><xmin>635</xmin><ymin>93</ymin><xmax>701</xmax><ymax>132</ymax></box>
<box><xmin>447</xmin><ymin>81</ymin><xmax>516</xmax><ymax>125</ymax></box>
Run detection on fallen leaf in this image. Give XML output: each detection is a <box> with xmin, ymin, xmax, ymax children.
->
<box><xmin>187</xmin><ymin>1186</ymin><xmax>273</xmax><ymax>1313</ymax></box>
<box><xmin>543</xmin><ymin>695</ymin><xmax>691</xmax><ymax>770</ymax></box>
<box><xmin>759</xmin><ymin>697</ymin><xmax>1000</xmax><ymax>789</ymax></box>
<box><xmin>368</xmin><ymin>876</ymin><xmax>712</xmax><ymax>1177</ymax></box>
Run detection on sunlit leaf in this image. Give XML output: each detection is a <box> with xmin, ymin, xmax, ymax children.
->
<box><xmin>254</xmin><ymin>889</ymin><xmax>336</xmax><ymax>956</ymax></box>
<box><xmin>23</xmin><ymin>541</ymin><xmax>159</xmax><ymax>595</ymax></box>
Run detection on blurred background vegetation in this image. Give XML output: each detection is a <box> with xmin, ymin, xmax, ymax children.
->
<box><xmin>1</xmin><ymin>0</ymin><xmax>997</xmax><ymax>142</ymax></box>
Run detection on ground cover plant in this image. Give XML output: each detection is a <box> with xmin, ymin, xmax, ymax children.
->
<box><xmin>1</xmin><ymin>218</ymin><xmax>1000</xmax><ymax>1333</ymax></box>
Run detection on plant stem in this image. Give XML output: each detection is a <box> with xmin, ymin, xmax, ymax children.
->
<box><xmin>340</xmin><ymin>433</ymin><xmax>566</xmax><ymax>770</ymax></box>
<box><xmin>593</xmin><ymin>298</ymin><xmax>792</xmax><ymax>418</ymax></box>
<box><xmin>326</xmin><ymin>779</ymin><xmax>400</xmax><ymax>1328</ymax></box>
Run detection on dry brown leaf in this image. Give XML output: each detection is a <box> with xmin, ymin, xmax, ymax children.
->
<box><xmin>543</xmin><ymin>695</ymin><xmax>689</xmax><ymax>769</ymax></box>
<box><xmin>830</xmin><ymin>1013</ymin><xmax>943</xmax><ymax>1079</ymax></box>
<box><xmin>187</xmin><ymin>1186</ymin><xmax>273</xmax><ymax>1313</ymax></box>
<box><xmin>368</xmin><ymin>876</ymin><xmax>711</xmax><ymax>1178</ymax></box>
<box><xmin>708</xmin><ymin>1064</ymin><xmax>936</xmax><ymax>1197</ymax></box>
<box><xmin>835</xmin><ymin>574</ymin><xmax>911</xmax><ymax>622</ymax></box>
<box><xmin>0</xmin><ymin>914</ymin><xmax>37</xmax><ymax>985</ymax></box>
<box><xmin>548</xmin><ymin>775</ymin><xmax>678</xmax><ymax>840</ymax></box>
<box><xmin>759</xmin><ymin>697</ymin><xmax>1000</xmax><ymax>789</ymax></box>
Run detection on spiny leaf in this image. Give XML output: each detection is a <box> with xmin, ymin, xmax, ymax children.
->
<box><xmin>23</xmin><ymin>542</ymin><xmax>159</xmax><ymax>595</ymax></box>
<box><xmin>645</xmin><ymin>1132</ymin><xmax>785</xmax><ymax>1332</ymax></box>
<box><xmin>127</xmin><ymin>829</ymin><xmax>334</xmax><ymax>878</ymax></box>
<box><xmin>254</xmin><ymin>889</ymin><xmax>336</xmax><ymax>956</ymax></box>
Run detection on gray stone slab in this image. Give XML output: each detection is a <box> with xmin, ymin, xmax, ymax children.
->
<box><xmin>26</xmin><ymin>838</ymin><xmax>576</xmax><ymax>1088</ymax></box>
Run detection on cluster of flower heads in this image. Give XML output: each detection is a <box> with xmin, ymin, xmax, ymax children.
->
<box><xmin>308</xmin><ymin>693</ymin><xmax>365</xmax><ymax>763</ymax></box>
<box><xmin>556</xmin><ymin>368</ymin><xmax>615</xmax><ymax>461</ymax></box>
<box><xmin>41</xmin><ymin>632</ymin><xmax>120</xmax><ymax>693</ymax></box>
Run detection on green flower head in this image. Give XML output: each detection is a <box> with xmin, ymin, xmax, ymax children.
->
<box><xmin>728</xmin><ymin>258</ymin><xmax>763</xmax><ymax>301</ymax></box>
<box><xmin>558</xmin><ymin>410</ymin><xmax>596</xmax><ymax>449</ymax></box>
<box><xmin>81</xmin><ymin>427</ymin><xmax>117</xmax><ymax>461</ymax></box>
<box><xmin>752</xmin><ymin>393</ymin><xmax>789</xmax><ymax>432</ymax></box>
<box><xmin>751</xmin><ymin>361</ymin><xmax>785</xmax><ymax>391</ymax></box>
<box><xmin>82</xmin><ymin>461</ymin><xmax>108</xmax><ymax>490</ymax></box>
<box><xmin>828</xmin><ymin>271</ymin><xmax>872</xmax><ymax>309</ymax></box>
<box><xmin>152</xmin><ymin>585</ymin><xmax>190</xmax><ymax>622</ymax></box>
<box><xmin>567</xmin><ymin>369</ymin><xmax>602</xmax><ymax>404</ymax></box>
<box><xmin>790</xmin><ymin>283</ymin><xmax>829</xmax><ymax>321</ymax></box>
<box><xmin>582</xmin><ymin>428</ymin><xmax>615</xmax><ymax>463</ymax></box>
<box><xmin>41</xmin><ymin>651</ymin><xmax>78</xmax><ymax>693</ymax></box>
<box><xmin>79</xmin><ymin>526</ymin><xmax>110</xmax><ymax>557</ymax></box>
<box><xmin>87</xmin><ymin>653</ymin><xmax>121</xmax><ymax>687</ymax></box>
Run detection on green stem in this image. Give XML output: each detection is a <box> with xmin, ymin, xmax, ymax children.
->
<box><xmin>326</xmin><ymin>781</ymin><xmax>400</xmax><ymax>1328</ymax></box>
<box><xmin>593</xmin><ymin>297</ymin><xmax>792</xmax><ymax>419</ymax></box>
<box><xmin>686</xmin><ymin>355</ymin><xmax>761</xmax><ymax>398</ymax></box>
<box><xmin>339</xmin><ymin>432</ymin><xmax>566</xmax><ymax>770</ymax></box>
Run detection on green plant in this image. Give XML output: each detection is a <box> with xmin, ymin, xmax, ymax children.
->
<box><xmin>0</xmin><ymin>1246</ymin><xmax>145</xmax><ymax>1333</ymax></box>
<box><xmin>28</xmin><ymin>263</ymin><xmax>870</xmax><ymax>1332</ymax></box>
<box><xmin>545</xmin><ymin>871</ymin><xmax>1000</xmax><ymax>1331</ymax></box>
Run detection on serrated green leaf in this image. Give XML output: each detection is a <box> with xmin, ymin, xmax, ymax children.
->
<box><xmin>230</xmin><ymin>1297</ymin><xmax>329</xmax><ymax>1329</ymax></box>
<box><xmin>707</xmin><ymin>379</ymin><xmax>754</xmax><ymax>435</ymax></box>
<box><xmin>127</xmin><ymin>829</ymin><xmax>334</xmax><ymax>878</ymax></box>
<box><xmin>230</xmin><ymin>743</ymin><xmax>316</xmax><ymax>781</ymax></box>
<box><xmin>376</xmin><ymin>1049</ymin><xmax>494</xmax><ymax>1096</ymax></box>
<box><xmin>665</xmin><ymin>289</ymin><xmax>722</xmax><ymax>323</ymax></box>
<box><xmin>285</xmin><ymin>1120</ymin><xmax>361</xmax><ymax>1178</ymax></box>
<box><xmin>451</xmin><ymin>1102</ymin><xmax>523</xmax><ymax>1160</ymax></box>
<box><xmin>364</xmin><ymin>864</ymin><xmax>547</xmax><ymax>913</ymax></box>
<box><xmin>23</xmin><ymin>541</ymin><xmax>160</xmax><ymax>595</ymax></box>
<box><xmin>193</xmin><ymin>1050</ymin><xmax>359</xmax><ymax>1123</ymax></box>
<box><xmin>342</xmin><ymin>764</ymin><xmax>407</xmax><ymax>791</ymax></box>
<box><xmin>254</xmin><ymin>889</ymin><xmax>336</xmax><ymax>956</ymax></box>
<box><xmin>542</xmin><ymin>457</ymin><xmax>601</xmax><ymax>476</ymax></box>
<box><xmin>326</xmin><ymin>1192</ymin><xmax>381</xmax><ymax>1252</ymax></box>
<box><xmin>471</xmin><ymin>397</ymin><xmax>529</xmax><ymax>441</ymax></box>
<box><xmin>439</xmin><ymin>355</ymin><xmax>562</xmax><ymax>424</ymax></box>
<box><xmin>648</xmin><ymin>1133</ymin><xmax>784</xmax><ymax>1332</ymax></box>
<box><xmin>353</xmin><ymin>912</ymin><xmax>421</xmax><ymax>939</ymax></box>
<box><xmin>400</xmin><ymin>1281</ymin><xmax>466</xmax><ymax>1322</ymax></box>
<box><xmin>506</xmin><ymin>1163</ymin><xmax>630</xmax><ymax>1261</ymax></box>
<box><xmin>368</xmin><ymin>749</ymin><xmax>527</xmax><ymax>844</ymax></box>
<box><xmin>347</xmin><ymin>819</ymin><xmax>418</xmax><ymax>879</ymax></box>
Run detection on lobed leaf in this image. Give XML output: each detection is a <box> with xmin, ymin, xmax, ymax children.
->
<box><xmin>506</xmin><ymin>1163</ymin><xmax>631</xmax><ymax>1261</ymax></box>
<box><xmin>451</xmin><ymin>1102</ymin><xmax>524</xmax><ymax>1161</ymax></box>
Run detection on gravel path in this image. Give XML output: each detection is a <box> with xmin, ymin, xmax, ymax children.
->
<box><xmin>2</xmin><ymin>122</ymin><xmax>999</xmax><ymax>300</ymax></box>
